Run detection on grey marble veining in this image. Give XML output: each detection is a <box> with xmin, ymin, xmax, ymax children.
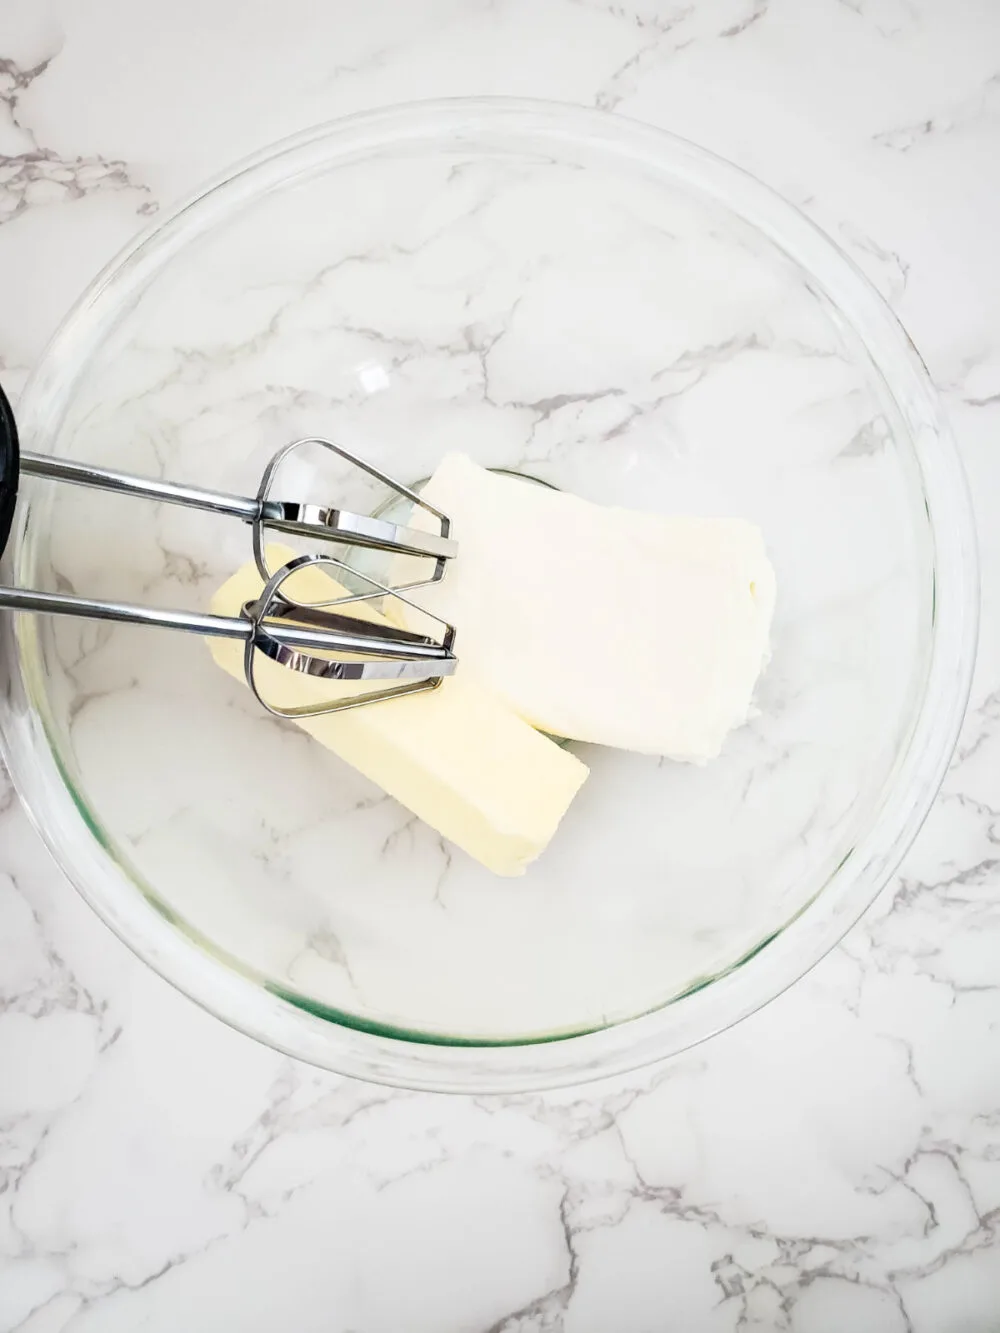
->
<box><xmin>1</xmin><ymin>0</ymin><xmax>999</xmax><ymax>1330</ymax></box>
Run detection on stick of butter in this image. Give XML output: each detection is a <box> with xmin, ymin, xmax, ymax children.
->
<box><xmin>401</xmin><ymin>454</ymin><xmax>777</xmax><ymax>761</ymax></box>
<box><xmin>207</xmin><ymin>550</ymin><xmax>589</xmax><ymax>877</ymax></box>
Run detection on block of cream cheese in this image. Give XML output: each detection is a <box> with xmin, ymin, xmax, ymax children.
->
<box><xmin>401</xmin><ymin>454</ymin><xmax>776</xmax><ymax>760</ymax></box>
<box><xmin>208</xmin><ymin>549</ymin><xmax>589</xmax><ymax>877</ymax></box>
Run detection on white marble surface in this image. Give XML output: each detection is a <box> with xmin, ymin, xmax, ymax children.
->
<box><xmin>1</xmin><ymin>0</ymin><xmax>999</xmax><ymax>1328</ymax></box>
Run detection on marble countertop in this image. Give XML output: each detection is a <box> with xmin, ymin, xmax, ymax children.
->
<box><xmin>2</xmin><ymin>1</ymin><xmax>999</xmax><ymax>1329</ymax></box>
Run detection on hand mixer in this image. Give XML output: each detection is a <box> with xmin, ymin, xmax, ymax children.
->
<box><xmin>0</xmin><ymin>383</ymin><xmax>458</xmax><ymax>717</ymax></box>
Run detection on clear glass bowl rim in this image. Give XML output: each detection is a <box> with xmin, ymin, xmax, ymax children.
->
<box><xmin>0</xmin><ymin>97</ymin><xmax>979</xmax><ymax>1093</ymax></box>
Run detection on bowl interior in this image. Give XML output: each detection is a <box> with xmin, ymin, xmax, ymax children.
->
<box><xmin>12</xmin><ymin>112</ymin><xmax>933</xmax><ymax>1044</ymax></box>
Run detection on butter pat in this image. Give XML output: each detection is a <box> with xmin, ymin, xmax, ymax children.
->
<box><xmin>208</xmin><ymin>552</ymin><xmax>589</xmax><ymax>877</ymax></box>
<box><xmin>404</xmin><ymin>454</ymin><xmax>776</xmax><ymax>760</ymax></box>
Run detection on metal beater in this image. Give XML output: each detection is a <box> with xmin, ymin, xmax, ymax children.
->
<box><xmin>0</xmin><ymin>384</ymin><xmax>458</xmax><ymax>717</ymax></box>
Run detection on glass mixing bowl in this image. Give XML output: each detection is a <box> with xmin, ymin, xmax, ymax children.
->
<box><xmin>0</xmin><ymin>100</ymin><xmax>978</xmax><ymax>1092</ymax></box>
